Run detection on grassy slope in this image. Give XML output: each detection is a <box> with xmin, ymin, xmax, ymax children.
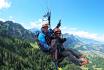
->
<box><xmin>3</xmin><ymin>36</ymin><xmax>104</xmax><ymax>70</ymax></box>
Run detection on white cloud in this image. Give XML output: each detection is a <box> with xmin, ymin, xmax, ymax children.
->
<box><xmin>21</xmin><ymin>19</ymin><xmax>43</xmax><ymax>29</ymax></box>
<box><xmin>0</xmin><ymin>18</ymin><xmax>5</xmax><ymax>22</ymax></box>
<box><xmin>30</xmin><ymin>19</ymin><xmax>42</xmax><ymax>29</ymax></box>
<box><xmin>8</xmin><ymin>16</ymin><xmax>16</xmax><ymax>22</ymax></box>
<box><xmin>62</xmin><ymin>26</ymin><xmax>104</xmax><ymax>42</ymax></box>
<box><xmin>0</xmin><ymin>16</ymin><xmax>16</xmax><ymax>22</ymax></box>
<box><xmin>0</xmin><ymin>0</ymin><xmax>11</xmax><ymax>9</ymax></box>
<box><xmin>30</xmin><ymin>21</ymin><xmax>41</xmax><ymax>29</ymax></box>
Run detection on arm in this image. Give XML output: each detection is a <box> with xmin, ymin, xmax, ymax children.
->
<box><xmin>38</xmin><ymin>33</ymin><xmax>50</xmax><ymax>49</ymax></box>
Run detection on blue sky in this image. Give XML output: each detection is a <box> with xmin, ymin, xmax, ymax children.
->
<box><xmin>0</xmin><ymin>0</ymin><xmax>104</xmax><ymax>42</ymax></box>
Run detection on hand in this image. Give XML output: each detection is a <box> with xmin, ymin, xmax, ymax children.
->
<box><xmin>63</xmin><ymin>38</ymin><xmax>66</xmax><ymax>42</ymax></box>
<box><xmin>59</xmin><ymin>38</ymin><xmax>66</xmax><ymax>43</ymax></box>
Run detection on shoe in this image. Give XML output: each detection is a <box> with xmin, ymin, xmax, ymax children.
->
<box><xmin>80</xmin><ymin>58</ymin><xmax>89</xmax><ymax>65</ymax></box>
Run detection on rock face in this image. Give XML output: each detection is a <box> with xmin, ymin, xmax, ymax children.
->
<box><xmin>0</xmin><ymin>21</ymin><xmax>35</xmax><ymax>42</ymax></box>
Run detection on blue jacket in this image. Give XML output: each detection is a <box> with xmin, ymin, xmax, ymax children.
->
<box><xmin>38</xmin><ymin>29</ymin><xmax>53</xmax><ymax>50</ymax></box>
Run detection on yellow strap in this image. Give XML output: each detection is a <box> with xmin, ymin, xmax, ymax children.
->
<box><xmin>58</xmin><ymin>67</ymin><xmax>62</xmax><ymax>70</ymax></box>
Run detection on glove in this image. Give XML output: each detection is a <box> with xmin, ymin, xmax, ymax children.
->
<box><xmin>63</xmin><ymin>38</ymin><xmax>66</xmax><ymax>42</ymax></box>
<box><xmin>58</xmin><ymin>38</ymin><xmax>66</xmax><ymax>43</ymax></box>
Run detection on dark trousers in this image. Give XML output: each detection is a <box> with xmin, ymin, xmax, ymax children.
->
<box><xmin>50</xmin><ymin>39</ymin><xmax>83</xmax><ymax>66</ymax></box>
<box><xmin>61</xmin><ymin>48</ymin><xmax>82</xmax><ymax>66</ymax></box>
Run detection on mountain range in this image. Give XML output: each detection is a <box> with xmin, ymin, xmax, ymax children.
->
<box><xmin>63</xmin><ymin>33</ymin><xmax>104</xmax><ymax>58</ymax></box>
<box><xmin>0</xmin><ymin>21</ymin><xmax>35</xmax><ymax>42</ymax></box>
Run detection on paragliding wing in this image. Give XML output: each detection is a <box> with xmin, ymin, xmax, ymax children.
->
<box><xmin>43</xmin><ymin>11</ymin><xmax>51</xmax><ymax>26</ymax></box>
<box><xmin>48</xmin><ymin>12</ymin><xmax>51</xmax><ymax>26</ymax></box>
<box><xmin>56</xmin><ymin>20</ymin><xmax>61</xmax><ymax>28</ymax></box>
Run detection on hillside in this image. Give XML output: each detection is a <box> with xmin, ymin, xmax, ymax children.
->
<box><xmin>0</xmin><ymin>21</ymin><xmax>35</xmax><ymax>42</ymax></box>
<box><xmin>0</xmin><ymin>35</ymin><xmax>57</xmax><ymax>70</ymax></box>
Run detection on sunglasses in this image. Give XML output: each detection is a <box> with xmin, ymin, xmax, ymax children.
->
<box><xmin>42</xmin><ymin>26</ymin><xmax>48</xmax><ymax>29</ymax></box>
<box><xmin>56</xmin><ymin>32</ymin><xmax>61</xmax><ymax>34</ymax></box>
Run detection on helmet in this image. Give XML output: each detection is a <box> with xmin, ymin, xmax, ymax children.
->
<box><xmin>42</xmin><ymin>23</ymin><xmax>49</xmax><ymax>28</ymax></box>
<box><xmin>54</xmin><ymin>28</ymin><xmax>61</xmax><ymax>33</ymax></box>
<box><xmin>42</xmin><ymin>21</ymin><xmax>49</xmax><ymax>28</ymax></box>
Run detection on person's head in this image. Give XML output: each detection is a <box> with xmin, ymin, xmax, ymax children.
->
<box><xmin>54</xmin><ymin>28</ymin><xmax>61</xmax><ymax>37</ymax></box>
<box><xmin>41</xmin><ymin>21</ymin><xmax>49</xmax><ymax>33</ymax></box>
